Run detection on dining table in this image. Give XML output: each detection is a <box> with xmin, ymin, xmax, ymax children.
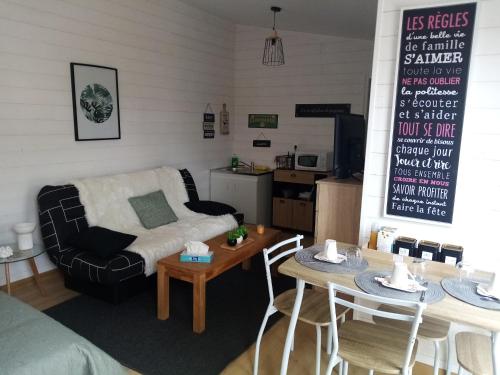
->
<box><xmin>278</xmin><ymin>246</ymin><xmax>500</xmax><ymax>375</ymax></box>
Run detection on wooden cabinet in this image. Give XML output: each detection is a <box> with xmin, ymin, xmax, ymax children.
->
<box><xmin>272</xmin><ymin>170</ymin><xmax>329</xmax><ymax>232</ymax></box>
<box><xmin>292</xmin><ymin>200</ymin><xmax>314</xmax><ymax>232</ymax></box>
<box><xmin>272</xmin><ymin>198</ymin><xmax>314</xmax><ymax>231</ymax></box>
<box><xmin>273</xmin><ymin>198</ymin><xmax>293</xmax><ymax>228</ymax></box>
<box><xmin>314</xmin><ymin>177</ymin><xmax>363</xmax><ymax>245</ymax></box>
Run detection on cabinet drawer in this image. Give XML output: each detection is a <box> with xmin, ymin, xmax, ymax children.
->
<box><xmin>292</xmin><ymin>200</ymin><xmax>314</xmax><ymax>232</ymax></box>
<box><xmin>273</xmin><ymin>197</ymin><xmax>293</xmax><ymax>228</ymax></box>
<box><xmin>274</xmin><ymin>170</ymin><xmax>315</xmax><ymax>185</ymax></box>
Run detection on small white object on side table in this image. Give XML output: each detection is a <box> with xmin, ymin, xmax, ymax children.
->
<box><xmin>0</xmin><ymin>244</ymin><xmax>46</xmax><ymax>296</ymax></box>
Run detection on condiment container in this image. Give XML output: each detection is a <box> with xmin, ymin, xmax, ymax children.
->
<box><xmin>417</xmin><ymin>240</ymin><xmax>440</xmax><ymax>261</ymax></box>
<box><xmin>440</xmin><ymin>243</ymin><xmax>463</xmax><ymax>266</ymax></box>
<box><xmin>393</xmin><ymin>236</ymin><xmax>417</xmax><ymax>257</ymax></box>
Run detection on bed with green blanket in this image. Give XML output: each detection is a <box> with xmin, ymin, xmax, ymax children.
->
<box><xmin>0</xmin><ymin>292</ymin><xmax>127</xmax><ymax>375</ymax></box>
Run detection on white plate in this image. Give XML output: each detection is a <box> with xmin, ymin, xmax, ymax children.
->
<box><xmin>314</xmin><ymin>252</ymin><xmax>347</xmax><ymax>264</ymax></box>
<box><xmin>477</xmin><ymin>284</ymin><xmax>500</xmax><ymax>299</ymax></box>
<box><xmin>375</xmin><ymin>276</ymin><xmax>427</xmax><ymax>293</ymax></box>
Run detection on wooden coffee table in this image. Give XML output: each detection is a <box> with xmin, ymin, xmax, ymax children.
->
<box><xmin>157</xmin><ymin>225</ymin><xmax>281</xmax><ymax>333</ymax></box>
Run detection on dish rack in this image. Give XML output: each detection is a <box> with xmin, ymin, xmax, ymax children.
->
<box><xmin>275</xmin><ymin>154</ymin><xmax>294</xmax><ymax>170</ymax></box>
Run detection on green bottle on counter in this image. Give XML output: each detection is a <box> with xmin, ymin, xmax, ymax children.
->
<box><xmin>231</xmin><ymin>155</ymin><xmax>239</xmax><ymax>169</ymax></box>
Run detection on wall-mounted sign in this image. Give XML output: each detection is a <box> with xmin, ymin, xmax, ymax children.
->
<box><xmin>248</xmin><ymin>114</ymin><xmax>278</xmax><ymax>128</ymax></box>
<box><xmin>220</xmin><ymin>103</ymin><xmax>229</xmax><ymax>135</ymax></box>
<box><xmin>203</xmin><ymin>112</ymin><xmax>215</xmax><ymax>139</ymax></box>
<box><xmin>253</xmin><ymin>140</ymin><xmax>271</xmax><ymax>147</ymax></box>
<box><xmin>385</xmin><ymin>3</ymin><xmax>476</xmax><ymax>224</ymax></box>
<box><xmin>295</xmin><ymin>103</ymin><xmax>351</xmax><ymax>118</ymax></box>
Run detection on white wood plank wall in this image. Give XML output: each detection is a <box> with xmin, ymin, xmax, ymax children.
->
<box><xmin>232</xmin><ymin>24</ymin><xmax>374</xmax><ymax>167</ymax></box>
<box><xmin>0</xmin><ymin>0</ymin><xmax>235</xmax><ymax>282</ymax></box>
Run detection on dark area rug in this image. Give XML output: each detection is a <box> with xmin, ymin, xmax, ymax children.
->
<box><xmin>44</xmin><ymin>263</ymin><xmax>294</xmax><ymax>375</ymax></box>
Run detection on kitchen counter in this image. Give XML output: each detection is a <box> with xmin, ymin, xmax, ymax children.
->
<box><xmin>211</xmin><ymin>167</ymin><xmax>274</xmax><ymax>176</ymax></box>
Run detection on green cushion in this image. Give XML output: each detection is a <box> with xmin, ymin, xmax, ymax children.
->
<box><xmin>128</xmin><ymin>190</ymin><xmax>178</xmax><ymax>229</ymax></box>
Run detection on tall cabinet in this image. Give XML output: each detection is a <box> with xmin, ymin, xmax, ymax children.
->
<box><xmin>314</xmin><ymin>177</ymin><xmax>363</xmax><ymax>245</ymax></box>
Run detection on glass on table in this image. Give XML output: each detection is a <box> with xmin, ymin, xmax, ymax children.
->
<box><xmin>456</xmin><ymin>261</ymin><xmax>475</xmax><ymax>282</ymax></box>
<box><xmin>346</xmin><ymin>247</ymin><xmax>363</xmax><ymax>266</ymax></box>
<box><xmin>411</xmin><ymin>258</ymin><xmax>427</xmax><ymax>283</ymax></box>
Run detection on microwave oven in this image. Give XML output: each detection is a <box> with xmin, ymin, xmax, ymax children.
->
<box><xmin>294</xmin><ymin>151</ymin><xmax>333</xmax><ymax>171</ymax></box>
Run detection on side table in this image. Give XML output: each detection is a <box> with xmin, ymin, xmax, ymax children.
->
<box><xmin>0</xmin><ymin>244</ymin><xmax>46</xmax><ymax>296</ymax></box>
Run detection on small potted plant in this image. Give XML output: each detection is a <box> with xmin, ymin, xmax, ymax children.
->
<box><xmin>236</xmin><ymin>229</ymin><xmax>243</xmax><ymax>244</ymax></box>
<box><xmin>238</xmin><ymin>225</ymin><xmax>248</xmax><ymax>240</ymax></box>
<box><xmin>227</xmin><ymin>230</ymin><xmax>238</xmax><ymax>246</ymax></box>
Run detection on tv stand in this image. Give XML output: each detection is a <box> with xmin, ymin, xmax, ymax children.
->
<box><xmin>272</xmin><ymin>169</ymin><xmax>330</xmax><ymax>232</ymax></box>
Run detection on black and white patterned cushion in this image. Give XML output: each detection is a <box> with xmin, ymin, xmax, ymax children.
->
<box><xmin>37</xmin><ymin>185</ymin><xmax>145</xmax><ymax>285</ymax></box>
<box><xmin>178</xmin><ymin>168</ymin><xmax>200</xmax><ymax>202</ymax></box>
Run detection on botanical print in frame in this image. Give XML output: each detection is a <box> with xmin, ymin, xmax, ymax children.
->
<box><xmin>70</xmin><ymin>63</ymin><xmax>121</xmax><ymax>141</ymax></box>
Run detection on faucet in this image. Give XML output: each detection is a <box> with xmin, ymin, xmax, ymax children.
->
<box><xmin>238</xmin><ymin>161</ymin><xmax>255</xmax><ymax>170</ymax></box>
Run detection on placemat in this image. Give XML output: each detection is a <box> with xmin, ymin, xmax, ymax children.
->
<box><xmin>295</xmin><ymin>244</ymin><xmax>368</xmax><ymax>274</ymax></box>
<box><xmin>354</xmin><ymin>270</ymin><xmax>446</xmax><ymax>304</ymax></box>
<box><xmin>441</xmin><ymin>277</ymin><xmax>500</xmax><ymax>311</ymax></box>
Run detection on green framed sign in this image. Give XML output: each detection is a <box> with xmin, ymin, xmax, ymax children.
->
<box><xmin>248</xmin><ymin>114</ymin><xmax>278</xmax><ymax>129</ymax></box>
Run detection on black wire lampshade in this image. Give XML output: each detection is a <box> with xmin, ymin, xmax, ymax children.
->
<box><xmin>263</xmin><ymin>6</ymin><xmax>285</xmax><ymax>66</ymax></box>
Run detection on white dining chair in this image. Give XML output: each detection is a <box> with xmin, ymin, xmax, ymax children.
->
<box><xmin>253</xmin><ymin>235</ymin><xmax>349</xmax><ymax>375</ymax></box>
<box><xmin>326</xmin><ymin>282</ymin><xmax>426</xmax><ymax>375</ymax></box>
<box><xmin>455</xmin><ymin>332</ymin><xmax>493</xmax><ymax>375</ymax></box>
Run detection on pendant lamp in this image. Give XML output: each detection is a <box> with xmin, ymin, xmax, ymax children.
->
<box><xmin>262</xmin><ymin>6</ymin><xmax>285</xmax><ymax>66</ymax></box>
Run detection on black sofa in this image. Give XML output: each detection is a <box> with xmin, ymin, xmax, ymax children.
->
<box><xmin>37</xmin><ymin>169</ymin><xmax>243</xmax><ymax>303</ymax></box>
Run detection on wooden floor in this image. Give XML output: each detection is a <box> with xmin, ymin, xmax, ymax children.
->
<box><xmin>3</xmin><ymin>269</ymin><xmax>79</xmax><ymax>310</ymax></box>
<box><xmin>5</xmin><ymin>245</ymin><xmax>439</xmax><ymax>375</ymax></box>
<box><xmin>222</xmin><ymin>317</ymin><xmax>442</xmax><ymax>375</ymax></box>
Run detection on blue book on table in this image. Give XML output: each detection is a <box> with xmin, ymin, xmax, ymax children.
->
<box><xmin>179</xmin><ymin>250</ymin><xmax>213</xmax><ymax>263</ymax></box>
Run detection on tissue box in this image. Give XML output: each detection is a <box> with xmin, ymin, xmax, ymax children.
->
<box><xmin>180</xmin><ymin>250</ymin><xmax>214</xmax><ymax>263</ymax></box>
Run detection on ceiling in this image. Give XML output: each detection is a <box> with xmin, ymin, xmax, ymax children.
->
<box><xmin>180</xmin><ymin>0</ymin><xmax>377</xmax><ymax>40</ymax></box>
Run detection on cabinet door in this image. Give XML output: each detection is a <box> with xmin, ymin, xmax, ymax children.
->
<box><xmin>231</xmin><ymin>176</ymin><xmax>258</xmax><ymax>223</ymax></box>
<box><xmin>211</xmin><ymin>173</ymin><xmax>258</xmax><ymax>223</ymax></box>
<box><xmin>273</xmin><ymin>198</ymin><xmax>293</xmax><ymax>228</ymax></box>
<box><xmin>315</xmin><ymin>182</ymin><xmax>362</xmax><ymax>244</ymax></box>
<box><xmin>292</xmin><ymin>200</ymin><xmax>314</xmax><ymax>232</ymax></box>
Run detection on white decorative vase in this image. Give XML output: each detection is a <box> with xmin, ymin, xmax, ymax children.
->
<box><xmin>13</xmin><ymin>222</ymin><xmax>36</xmax><ymax>250</ymax></box>
<box><xmin>236</xmin><ymin>236</ymin><xmax>243</xmax><ymax>244</ymax></box>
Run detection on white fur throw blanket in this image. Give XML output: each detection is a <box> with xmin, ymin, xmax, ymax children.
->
<box><xmin>71</xmin><ymin>166</ymin><xmax>237</xmax><ymax>276</ymax></box>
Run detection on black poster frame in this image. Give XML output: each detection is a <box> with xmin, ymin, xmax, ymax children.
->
<box><xmin>384</xmin><ymin>2</ymin><xmax>477</xmax><ymax>224</ymax></box>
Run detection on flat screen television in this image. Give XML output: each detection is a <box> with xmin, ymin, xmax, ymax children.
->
<box><xmin>333</xmin><ymin>113</ymin><xmax>367</xmax><ymax>179</ymax></box>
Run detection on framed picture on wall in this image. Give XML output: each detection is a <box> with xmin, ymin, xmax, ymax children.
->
<box><xmin>70</xmin><ymin>63</ymin><xmax>121</xmax><ymax>141</ymax></box>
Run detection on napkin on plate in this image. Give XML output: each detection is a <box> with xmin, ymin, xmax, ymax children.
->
<box><xmin>477</xmin><ymin>284</ymin><xmax>500</xmax><ymax>299</ymax></box>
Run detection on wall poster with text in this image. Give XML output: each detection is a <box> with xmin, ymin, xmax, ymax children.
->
<box><xmin>385</xmin><ymin>3</ymin><xmax>476</xmax><ymax>224</ymax></box>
